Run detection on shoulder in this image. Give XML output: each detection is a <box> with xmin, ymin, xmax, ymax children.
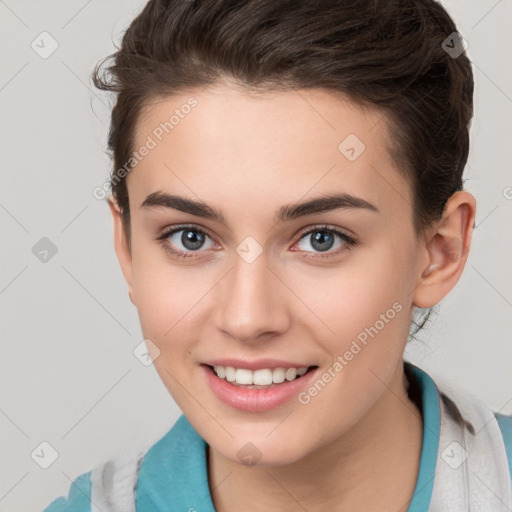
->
<box><xmin>406</xmin><ymin>363</ymin><xmax>512</xmax><ymax>480</ymax></box>
<box><xmin>135</xmin><ymin>414</ymin><xmax>214</xmax><ymax>510</ymax></box>
<box><xmin>496</xmin><ymin>412</ymin><xmax>512</xmax><ymax>476</ymax></box>
<box><xmin>42</xmin><ymin>470</ymin><xmax>92</xmax><ymax>512</ymax></box>
<box><xmin>41</xmin><ymin>416</ymin><xmax>199</xmax><ymax>512</ymax></box>
<box><xmin>42</xmin><ymin>447</ymin><xmax>148</xmax><ymax>512</ymax></box>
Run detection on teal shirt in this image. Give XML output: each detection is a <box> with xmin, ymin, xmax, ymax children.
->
<box><xmin>43</xmin><ymin>363</ymin><xmax>512</xmax><ymax>511</ymax></box>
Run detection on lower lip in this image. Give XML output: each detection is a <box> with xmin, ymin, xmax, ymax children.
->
<box><xmin>202</xmin><ymin>365</ymin><xmax>318</xmax><ymax>412</ymax></box>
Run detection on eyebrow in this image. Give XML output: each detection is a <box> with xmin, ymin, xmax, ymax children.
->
<box><xmin>140</xmin><ymin>191</ymin><xmax>378</xmax><ymax>225</ymax></box>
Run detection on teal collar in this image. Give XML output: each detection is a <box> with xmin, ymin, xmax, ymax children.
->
<box><xmin>136</xmin><ymin>413</ymin><xmax>217</xmax><ymax>511</ymax></box>
<box><xmin>404</xmin><ymin>362</ymin><xmax>440</xmax><ymax>511</ymax></box>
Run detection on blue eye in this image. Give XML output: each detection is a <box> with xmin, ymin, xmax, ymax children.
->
<box><xmin>294</xmin><ymin>225</ymin><xmax>356</xmax><ymax>258</ymax></box>
<box><xmin>157</xmin><ymin>226</ymin><xmax>216</xmax><ymax>259</ymax></box>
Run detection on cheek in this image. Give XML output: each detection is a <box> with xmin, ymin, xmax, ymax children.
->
<box><xmin>293</xmin><ymin>248</ymin><xmax>413</xmax><ymax>345</ymax></box>
<box><xmin>288</xmin><ymin>259</ymin><xmax>413</xmax><ymax>438</ymax></box>
<box><xmin>131</xmin><ymin>262</ymin><xmax>205</xmax><ymax>405</ymax></box>
<box><xmin>130</xmin><ymin>244</ymin><xmax>201</xmax><ymax>349</ymax></box>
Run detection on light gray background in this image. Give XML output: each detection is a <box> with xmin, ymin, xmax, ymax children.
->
<box><xmin>0</xmin><ymin>1</ymin><xmax>511</xmax><ymax>511</ymax></box>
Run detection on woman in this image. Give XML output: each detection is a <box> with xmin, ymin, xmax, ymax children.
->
<box><xmin>44</xmin><ymin>0</ymin><xmax>512</xmax><ymax>510</ymax></box>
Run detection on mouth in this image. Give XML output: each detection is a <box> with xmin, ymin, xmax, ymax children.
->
<box><xmin>201</xmin><ymin>363</ymin><xmax>319</xmax><ymax>412</ymax></box>
<box><xmin>203</xmin><ymin>364</ymin><xmax>318</xmax><ymax>389</ymax></box>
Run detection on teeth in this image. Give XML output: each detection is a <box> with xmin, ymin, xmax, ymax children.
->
<box><xmin>272</xmin><ymin>367</ymin><xmax>286</xmax><ymax>384</ymax></box>
<box><xmin>253</xmin><ymin>369</ymin><xmax>273</xmax><ymax>386</ymax></box>
<box><xmin>225</xmin><ymin>366</ymin><xmax>236</xmax><ymax>382</ymax></box>
<box><xmin>235</xmin><ymin>368</ymin><xmax>253</xmax><ymax>385</ymax></box>
<box><xmin>212</xmin><ymin>365</ymin><xmax>309</xmax><ymax>385</ymax></box>
<box><xmin>285</xmin><ymin>368</ymin><xmax>297</xmax><ymax>381</ymax></box>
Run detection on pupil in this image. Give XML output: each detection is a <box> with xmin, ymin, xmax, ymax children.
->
<box><xmin>312</xmin><ymin>231</ymin><xmax>334</xmax><ymax>252</ymax></box>
<box><xmin>182</xmin><ymin>230</ymin><xmax>204</xmax><ymax>250</ymax></box>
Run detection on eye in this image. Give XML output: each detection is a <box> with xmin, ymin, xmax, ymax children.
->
<box><xmin>157</xmin><ymin>225</ymin><xmax>217</xmax><ymax>259</ymax></box>
<box><xmin>293</xmin><ymin>224</ymin><xmax>356</xmax><ymax>258</ymax></box>
<box><xmin>157</xmin><ymin>223</ymin><xmax>356</xmax><ymax>261</ymax></box>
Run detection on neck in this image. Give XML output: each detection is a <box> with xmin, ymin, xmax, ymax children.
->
<box><xmin>208</xmin><ymin>362</ymin><xmax>423</xmax><ymax>512</ymax></box>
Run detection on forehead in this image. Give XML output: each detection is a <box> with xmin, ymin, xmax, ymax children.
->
<box><xmin>128</xmin><ymin>84</ymin><xmax>411</xmax><ymax>223</ymax></box>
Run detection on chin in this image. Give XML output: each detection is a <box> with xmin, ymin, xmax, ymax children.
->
<box><xmin>212</xmin><ymin>433</ymin><xmax>312</xmax><ymax>468</ymax></box>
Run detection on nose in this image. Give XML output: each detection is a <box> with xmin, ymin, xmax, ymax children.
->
<box><xmin>213</xmin><ymin>250</ymin><xmax>290</xmax><ymax>344</ymax></box>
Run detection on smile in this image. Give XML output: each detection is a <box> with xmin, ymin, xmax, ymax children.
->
<box><xmin>201</xmin><ymin>364</ymin><xmax>318</xmax><ymax>412</ymax></box>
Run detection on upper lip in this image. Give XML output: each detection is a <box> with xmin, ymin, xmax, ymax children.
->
<box><xmin>202</xmin><ymin>358</ymin><xmax>314</xmax><ymax>371</ymax></box>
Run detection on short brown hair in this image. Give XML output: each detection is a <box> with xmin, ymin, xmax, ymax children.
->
<box><xmin>92</xmin><ymin>0</ymin><xmax>473</xmax><ymax>244</ymax></box>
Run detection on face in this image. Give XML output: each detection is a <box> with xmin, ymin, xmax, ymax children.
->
<box><xmin>117</xmin><ymin>83</ymin><xmax>429</xmax><ymax>466</ymax></box>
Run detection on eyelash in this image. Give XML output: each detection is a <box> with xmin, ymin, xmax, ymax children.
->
<box><xmin>156</xmin><ymin>224</ymin><xmax>357</xmax><ymax>261</ymax></box>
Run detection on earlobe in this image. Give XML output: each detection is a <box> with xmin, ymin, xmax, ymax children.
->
<box><xmin>107</xmin><ymin>197</ymin><xmax>136</xmax><ymax>305</ymax></box>
<box><xmin>413</xmin><ymin>191</ymin><xmax>476</xmax><ymax>308</ymax></box>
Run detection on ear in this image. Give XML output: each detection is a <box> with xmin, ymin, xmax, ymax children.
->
<box><xmin>413</xmin><ymin>190</ymin><xmax>476</xmax><ymax>308</ymax></box>
<box><xmin>107</xmin><ymin>197</ymin><xmax>136</xmax><ymax>306</ymax></box>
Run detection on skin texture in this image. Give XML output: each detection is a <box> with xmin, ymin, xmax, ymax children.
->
<box><xmin>108</xmin><ymin>83</ymin><xmax>476</xmax><ymax>511</ymax></box>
